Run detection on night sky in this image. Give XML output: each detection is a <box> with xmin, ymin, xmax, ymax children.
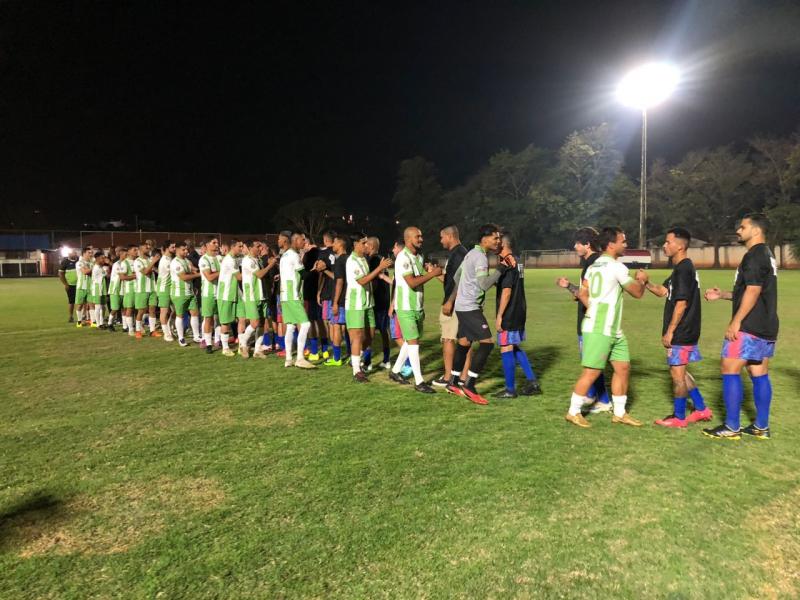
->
<box><xmin>1</xmin><ymin>1</ymin><xmax>799</xmax><ymax>231</ymax></box>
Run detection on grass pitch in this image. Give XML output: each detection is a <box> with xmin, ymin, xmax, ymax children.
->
<box><xmin>1</xmin><ymin>271</ymin><xmax>799</xmax><ymax>599</ymax></box>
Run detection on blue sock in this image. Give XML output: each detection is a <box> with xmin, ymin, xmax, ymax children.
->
<box><xmin>321</xmin><ymin>337</ymin><xmax>329</xmax><ymax>352</ymax></box>
<box><xmin>262</xmin><ymin>333</ymin><xmax>270</xmax><ymax>347</ymax></box>
<box><xmin>596</xmin><ymin>372</ymin><xmax>610</xmax><ymax>404</ymax></box>
<box><xmin>333</xmin><ymin>345</ymin><xmax>341</xmax><ymax>361</ymax></box>
<box><xmin>587</xmin><ymin>382</ymin><xmax>598</xmax><ymax>400</ymax></box>
<box><xmin>277</xmin><ymin>335</ymin><xmax>285</xmax><ymax>350</ymax></box>
<box><xmin>310</xmin><ymin>338</ymin><xmax>319</xmax><ymax>355</ymax></box>
<box><xmin>513</xmin><ymin>347</ymin><xmax>536</xmax><ymax>381</ymax></box>
<box><xmin>383</xmin><ymin>347</ymin><xmax>390</xmax><ymax>363</ymax></box>
<box><xmin>689</xmin><ymin>387</ymin><xmax>706</xmax><ymax>410</ymax></box>
<box><xmin>673</xmin><ymin>397</ymin><xmax>687</xmax><ymax>420</ymax></box>
<box><xmin>501</xmin><ymin>351</ymin><xmax>516</xmax><ymax>391</ymax></box>
<box><xmin>345</xmin><ymin>333</ymin><xmax>351</xmax><ymax>354</ymax></box>
<box><xmin>751</xmin><ymin>374</ymin><xmax>772</xmax><ymax>429</ymax></box>
<box><xmin>722</xmin><ymin>374</ymin><xmax>743</xmax><ymax>431</ymax></box>
<box><xmin>363</xmin><ymin>348</ymin><xmax>372</xmax><ymax>366</ymax></box>
<box><xmin>404</xmin><ymin>358</ymin><xmax>411</xmax><ymax>368</ymax></box>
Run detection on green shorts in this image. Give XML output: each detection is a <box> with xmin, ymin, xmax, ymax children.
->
<box><xmin>157</xmin><ymin>292</ymin><xmax>172</xmax><ymax>309</ymax></box>
<box><xmin>396</xmin><ymin>309</ymin><xmax>424</xmax><ymax>341</ymax></box>
<box><xmin>75</xmin><ymin>288</ymin><xmax>89</xmax><ymax>305</ymax></box>
<box><xmin>171</xmin><ymin>294</ymin><xmax>198</xmax><ymax>316</ymax></box>
<box><xmin>281</xmin><ymin>299</ymin><xmax>309</xmax><ymax>325</ymax></box>
<box><xmin>244</xmin><ymin>300</ymin><xmax>268</xmax><ymax>321</ymax></box>
<box><xmin>201</xmin><ymin>296</ymin><xmax>217</xmax><ymax>318</ymax></box>
<box><xmin>345</xmin><ymin>307</ymin><xmax>376</xmax><ymax>330</ymax></box>
<box><xmin>123</xmin><ymin>291</ymin><xmax>135</xmax><ymax>309</ymax></box>
<box><xmin>581</xmin><ymin>332</ymin><xmax>630</xmax><ymax>369</ymax></box>
<box><xmin>110</xmin><ymin>294</ymin><xmax>123</xmax><ymax>311</ymax></box>
<box><xmin>218</xmin><ymin>300</ymin><xmax>243</xmax><ymax>324</ymax></box>
<box><xmin>134</xmin><ymin>291</ymin><xmax>157</xmax><ymax>310</ymax></box>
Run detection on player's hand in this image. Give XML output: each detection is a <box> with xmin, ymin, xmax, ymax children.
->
<box><xmin>556</xmin><ymin>277</ymin><xmax>570</xmax><ymax>288</ymax></box>
<box><xmin>332</xmin><ymin>303</ymin><xmax>339</xmax><ymax>317</ymax></box>
<box><xmin>502</xmin><ymin>254</ymin><xmax>517</xmax><ymax>268</ymax></box>
<box><xmin>379</xmin><ymin>257</ymin><xmax>393</xmax><ymax>270</ymax></box>
<box><xmin>661</xmin><ymin>330</ymin><xmax>673</xmax><ymax>348</ymax></box>
<box><xmin>725</xmin><ymin>320</ymin><xmax>740</xmax><ymax>341</ymax></box>
<box><xmin>314</xmin><ymin>259</ymin><xmax>326</xmax><ymax>271</ymax></box>
<box><xmin>388</xmin><ymin>305</ymin><xmax>394</xmax><ymax>318</ymax></box>
<box><xmin>636</xmin><ymin>269</ymin><xmax>649</xmax><ymax>284</ymax></box>
<box><xmin>705</xmin><ymin>287</ymin><xmax>722</xmax><ymax>301</ymax></box>
<box><xmin>429</xmin><ymin>265</ymin><xmax>443</xmax><ymax>277</ymax></box>
<box><xmin>495</xmin><ymin>316</ymin><xmax>503</xmax><ymax>332</ymax></box>
<box><xmin>442</xmin><ymin>300</ymin><xmax>453</xmax><ymax>317</ymax></box>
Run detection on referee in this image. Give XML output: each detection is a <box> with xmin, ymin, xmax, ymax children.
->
<box><xmin>58</xmin><ymin>248</ymin><xmax>79</xmax><ymax>322</ymax></box>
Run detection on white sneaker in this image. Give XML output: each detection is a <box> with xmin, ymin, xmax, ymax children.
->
<box><xmin>193</xmin><ymin>337</ymin><xmax>203</xmax><ymax>344</ymax></box>
<box><xmin>379</xmin><ymin>361</ymin><xmax>392</xmax><ymax>369</ymax></box>
<box><xmin>284</xmin><ymin>360</ymin><xmax>294</xmax><ymax>368</ymax></box>
<box><xmin>163</xmin><ymin>334</ymin><xmax>175</xmax><ymax>342</ymax></box>
<box><xmin>582</xmin><ymin>395</ymin><xmax>597</xmax><ymax>406</ymax></box>
<box><xmin>294</xmin><ymin>358</ymin><xmax>317</xmax><ymax>369</ymax></box>
<box><xmin>589</xmin><ymin>401</ymin><xmax>612</xmax><ymax>414</ymax></box>
<box><xmin>178</xmin><ymin>338</ymin><xmax>188</xmax><ymax>347</ymax></box>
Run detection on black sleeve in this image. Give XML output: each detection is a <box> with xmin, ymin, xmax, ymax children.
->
<box><xmin>447</xmin><ymin>249</ymin><xmax>466</xmax><ymax>278</ymax></box>
<box><xmin>499</xmin><ymin>266</ymin><xmax>516</xmax><ymax>290</ymax></box>
<box><xmin>670</xmin><ymin>263</ymin><xmax>693</xmax><ymax>300</ymax></box>
<box><xmin>741</xmin><ymin>251</ymin><xmax>769</xmax><ymax>286</ymax></box>
<box><xmin>59</xmin><ymin>258</ymin><xmax>69</xmax><ymax>271</ymax></box>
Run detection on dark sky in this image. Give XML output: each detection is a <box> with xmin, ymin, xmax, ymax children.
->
<box><xmin>1</xmin><ymin>0</ymin><xmax>799</xmax><ymax>230</ymax></box>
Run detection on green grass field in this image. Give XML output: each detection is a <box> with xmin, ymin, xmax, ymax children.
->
<box><xmin>1</xmin><ymin>271</ymin><xmax>799</xmax><ymax>599</ymax></box>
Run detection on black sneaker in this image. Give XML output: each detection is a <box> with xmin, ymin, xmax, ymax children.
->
<box><xmin>431</xmin><ymin>376</ymin><xmax>448</xmax><ymax>387</ymax></box>
<box><xmin>415</xmin><ymin>382</ymin><xmax>436</xmax><ymax>394</ymax></box>
<box><xmin>353</xmin><ymin>371</ymin><xmax>369</xmax><ymax>383</ymax></box>
<box><xmin>388</xmin><ymin>371</ymin><xmax>411</xmax><ymax>385</ymax></box>
<box><xmin>519</xmin><ymin>380</ymin><xmax>542</xmax><ymax>396</ymax></box>
<box><xmin>205</xmin><ymin>345</ymin><xmax>214</xmax><ymax>355</ymax></box>
<box><xmin>493</xmin><ymin>388</ymin><xmax>518</xmax><ymax>399</ymax></box>
<box><xmin>68</xmin><ymin>317</ymin><xmax>75</xmax><ymax>323</ymax></box>
<box><xmin>107</xmin><ymin>325</ymin><xmax>115</xmax><ymax>332</ymax></box>
<box><xmin>741</xmin><ymin>423</ymin><xmax>771</xmax><ymax>440</ymax></box>
<box><xmin>702</xmin><ymin>424</ymin><xmax>742</xmax><ymax>440</ymax></box>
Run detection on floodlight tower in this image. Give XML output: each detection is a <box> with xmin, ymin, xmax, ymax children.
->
<box><xmin>617</xmin><ymin>62</ymin><xmax>679</xmax><ymax>249</ymax></box>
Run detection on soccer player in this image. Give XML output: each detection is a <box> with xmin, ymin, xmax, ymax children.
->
<box><xmin>108</xmin><ymin>246</ymin><xmax>127</xmax><ymax>331</ymax></box>
<box><xmin>156</xmin><ymin>240</ymin><xmax>176</xmax><ymax>340</ymax></box>
<box><xmin>323</xmin><ymin>234</ymin><xmax>349</xmax><ymax>367</ymax></box>
<box><xmin>262</xmin><ymin>243</ymin><xmax>281</xmax><ymax>353</ymax></box>
<box><xmin>367</xmin><ymin>236</ymin><xmax>393</xmax><ymax>369</ymax></box>
<box><xmin>120</xmin><ymin>245</ymin><xmax>138</xmax><ymax>336</ymax></box>
<box><xmin>345</xmin><ymin>232</ymin><xmax>393</xmax><ymax>382</ymax></box>
<box><xmin>170</xmin><ymin>241</ymin><xmax>202</xmax><ymax>347</ymax></box>
<box><xmin>317</xmin><ymin>231</ymin><xmax>336</xmax><ymax>359</ymax></box>
<box><xmin>556</xmin><ymin>227</ymin><xmax>611</xmax><ymax>412</ymax></box>
<box><xmin>387</xmin><ymin>227</ymin><xmax>440</xmax><ymax>393</ymax></box>
<box><xmin>387</xmin><ymin>238</ymin><xmax>414</xmax><ymax>379</ymax></box>
<box><xmin>494</xmin><ymin>233</ymin><xmax>541</xmax><ymax>398</ymax></box>
<box><xmin>133</xmin><ymin>241</ymin><xmax>162</xmax><ymax>338</ymax></box>
<box><xmin>435</xmin><ymin>225</ymin><xmax>469</xmax><ymax>387</ymax></box>
<box><xmin>301</xmin><ymin>236</ymin><xmax>325</xmax><ymax>361</ymax></box>
<box><xmin>198</xmin><ymin>237</ymin><xmax>221</xmax><ymax>354</ymax></box>
<box><xmin>445</xmin><ymin>224</ymin><xmax>511</xmax><ymax>405</ymax></box>
<box><xmin>240</xmin><ymin>239</ymin><xmax>278</xmax><ymax>358</ymax></box>
<box><xmin>278</xmin><ymin>232</ymin><xmax>318</xmax><ymax>369</ymax></box>
<box><xmin>565</xmin><ymin>227</ymin><xmax>645</xmax><ymax>428</ymax></box>
<box><xmin>702</xmin><ymin>213</ymin><xmax>779</xmax><ymax>440</ymax></box>
<box><xmin>217</xmin><ymin>239</ymin><xmax>244</xmax><ymax>357</ymax></box>
<box><xmin>89</xmin><ymin>252</ymin><xmax>108</xmax><ymax>328</ymax></box>
<box><xmin>58</xmin><ymin>248</ymin><xmax>79</xmax><ymax>323</ymax></box>
<box><xmin>638</xmin><ymin>227</ymin><xmax>711</xmax><ymax>428</ymax></box>
<box><xmin>74</xmin><ymin>246</ymin><xmax>93</xmax><ymax>327</ymax></box>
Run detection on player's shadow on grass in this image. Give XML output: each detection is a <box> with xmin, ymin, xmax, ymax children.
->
<box><xmin>0</xmin><ymin>492</ymin><xmax>65</xmax><ymax>552</ymax></box>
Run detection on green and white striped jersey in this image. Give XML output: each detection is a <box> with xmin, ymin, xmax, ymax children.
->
<box><xmin>170</xmin><ymin>257</ymin><xmax>193</xmax><ymax>297</ymax></box>
<box><xmin>279</xmin><ymin>249</ymin><xmax>304</xmax><ymax>301</ymax></box>
<box><xmin>157</xmin><ymin>255</ymin><xmax>172</xmax><ymax>293</ymax></box>
<box><xmin>393</xmin><ymin>247</ymin><xmax>424</xmax><ymax>311</ymax></box>
<box><xmin>75</xmin><ymin>258</ymin><xmax>91</xmax><ymax>290</ymax></box>
<box><xmin>121</xmin><ymin>259</ymin><xmax>135</xmax><ymax>294</ymax></box>
<box><xmin>345</xmin><ymin>252</ymin><xmax>373</xmax><ymax>310</ymax></box>
<box><xmin>198</xmin><ymin>253</ymin><xmax>220</xmax><ymax>299</ymax></box>
<box><xmin>582</xmin><ymin>254</ymin><xmax>633</xmax><ymax>338</ymax></box>
<box><xmin>90</xmin><ymin>264</ymin><xmax>107</xmax><ymax>296</ymax></box>
<box><xmin>133</xmin><ymin>256</ymin><xmax>155</xmax><ymax>293</ymax></box>
<box><xmin>216</xmin><ymin>254</ymin><xmax>240</xmax><ymax>302</ymax></box>
<box><xmin>109</xmin><ymin>260</ymin><xmax>124</xmax><ymax>295</ymax></box>
<box><xmin>241</xmin><ymin>256</ymin><xmax>264</xmax><ymax>302</ymax></box>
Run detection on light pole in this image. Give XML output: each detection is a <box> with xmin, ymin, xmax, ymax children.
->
<box><xmin>617</xmin><ymin>62</ymin><xmax>679</xmax><ymax>249</ymax></box>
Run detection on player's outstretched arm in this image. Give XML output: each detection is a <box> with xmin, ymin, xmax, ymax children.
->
<box><xmin>623</xmin><ymin>279</ymin><xmax>646</xmax><ymax>299</ymax></box>
<box><xmin>704</xmin><ymin>286</ymin><xmax>732</xmax><ymax>301</ymax></box>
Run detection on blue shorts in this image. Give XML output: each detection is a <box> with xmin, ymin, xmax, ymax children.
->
<box><xmin>389</xmin><ymin>314</ymin><xmax>403</xmax><ymax>340</ymax></box>
<box><xmin>497</xmin><ymin>330</ymin><xmax>525</xmax><ymax>346</ymax></box>
<box><xmin>667</xmin><ymin>344</ymin><xmax>702</xmax><ymax>366</ymax></box>
<box><xmin>321</xmin><ymin>300</ymin><xmax>332</xmax><ymax>322</ymax></box>
<box><xmin>374</xmin><ymin>309</ymin><xmax>390</xmax><ymax>331</ymax></box>
<box><xmin>324</xmin><ymin>301</ymin><xmax>346</xmax><ymax>325</ymax></box>
<box><xmin>275</xmin><ymin>297</ymin><xmax>282</xmax><ymax>323</ymax></box>
<box><xmin>721</xmin><ymin>332</ymin><xmax>775</xmax><ymax>363</ymax></box>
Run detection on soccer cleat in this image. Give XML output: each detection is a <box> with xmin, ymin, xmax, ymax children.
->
<box><xmin>68</xmin><ymin>317</ymin><xmax>75</xmax><ymax>323</ymax></box>
<box><xmin>741</xmin><ymin>423</ymin><xmax>771</xmax><ymax>440</ymax></box>
<box><xmin>199</xmin><ymin>340</ymin><xmax>207</xmax><ymax>348</ymax></box>
<box><xmin>702</xmin><ymin>424</ymin><xmax>742</xmax><ymax>440</ymax></box>
<box><xmin>135</xmin><ymin>331</ymin><xmax>143</xmax><ymax>339</ymax></box>
<box><xmin>379</xmin><ymin>361</ymin><xmax>392</xmax><ymax>370</ymax></box>
<box><xmin>239</xmin><ymin>346</ymin><xmax>250</xmax><ymax>359</ymax></box>
<box><xmin>565</xmin><ymin>413</ymin><xmax>591</xmax><ymax>428</ymax></box>
<box><xmin>322</xmin><ymin>350</ymin><xmax>330</xmax><ymax>360</ymax></box>
<box><xmin>446</xmin><ymin>383</ymin><xmax>466</xmax><ymax>397</ymax></box>
<box><xmin>284</xmin><ymin>359</ymin><xmax>293</xmax><ymax>368</ymax></box>
<box><xmin>150</xmin><ymin>330</ymin><xmax>163</xmax><ymax>338</ymax></box>
<box><xmin>205</xmin><ymin>345</ymin><xmax>214</xmax><ymax>355</ymax></box>
<box><xmin>353</xmin><ymin>371</ymin><xmax>369</xmax><ymax>383</ymax></box>
<box><xmin>415</xmin><ymin>382</ymin><xmax>436</xmax><ymax>394</ymax></box>
<box><xmin>76</xmin><ymin>322</ymin><xmax>83</xmax><ymax>328</ymax></box>
<box><xmin>276</xmin><ymin>350</ymin><xmax>286</xmax><ymax>358</ymax></box>
<box><xmin>98</xmin><ymin>324</ymin><xmax>107</xmax><ymax>330</ymax></box>
<box><xmin>462</xmin><ymin>387</ymin><xmax>489</xmax><ymax>406</ymax></box>
<box><xmin>295</xmin><ymin>358</ymin><xmax>317</xmax><ymax>369</ymax></box>
<box><xmin>222</xmin><ymin>348</ymin><xmax>236</xmax><ymax>357</ymax></box>
<box><xmin>178</xmin><ymin>338</ymin><xmax>189</xmax><ymax>347</ymax></box>
<box><xmin>400</xmin><ymin>365</ymin><xmax>414</xmax><ymax>379</ymax></box>
<box><xmin>589</xmin><ymin>401</ymin><xmax>613</xmax><ymax>414</ymax></box>
<box><xmin>493</xmin><ymin>388</ymin><xmax>518</xmax><ymax>399</ymax></box>
<box><xmin>308</xmin><ymin>353</ymin><xmax>320</xmax><ymax>362</ymax></box>
<box><xmin>230</xmin><ymin>337</ymin><xmax>238</xmax><ymax>345</ymax></box>
<box><xmin>686</xmin><ymin>407</ymin><xmax>713</xmax><ymax>423</ymax></box>
<box><xmin>323</xmin><ymin>358</ymin><xmax>343</xmax><ymax>367</ymax></box>
<box><xmin>90</xmin><ymin>322</ymin><xmax>99</xmax><ymax>328</ymax></box>
<box><xmin>107</xmin><ymin>325</ymin><xmax>115</xmax><ymax>332</ymax></box>
<box><xmin>192</xmin><ymin>337</ymin><xmax>203</xmax><ymax>344</ymax></box>
<box><xmin>611</xmin><ymin>413</ymin><xmax>642</xmax><ymax>427</ymax></box>
<box><xmin>519</xmin><ymin>380</ymin><xmax>542</xmax><ymax>396</ymax></box>
<box><xmin>389</xmin><ymin>371</ymin><xmax>411</xmax><ymax>385</ymax></box>
<box><xmin>362</xmin><ymin>363</ymin><xmax>374</xmax><ymax>373</ymax></box>
<box><xmin>252</xmin><ymin>351</ymin><xmax>267</xmax><ymax>360</ymax></box>
<box><xmin>654</xmin><ymin>414</ymin><xmax>688</xmax><ymax>428</ymax></box>
<box><xmin>431</xmin><ymin>376</ymin><xmax>449</xmax><ymax>387</ymax></box>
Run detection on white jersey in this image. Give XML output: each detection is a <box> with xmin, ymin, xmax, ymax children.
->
<box><xmin>199</xmin><ymin>253</ymin><xmax>220</xmax><ymax>299</ymax></box>
<box><xmin>582</xmin><ymin>254</ymin><xmax>633</xmax><ymax>338</ymax></box>
<box><xmin>241</xmin><ymin>256</ymin><xmax>264</xmax><ymax>302</ymax></box>
<box><xmin>90</xmin><ymin>264</ymin><xmax>106</xmax><ymax>296</ymax></box>
<box><xmin>393</xmin><ymin>247</ymin><xmax>424</xmax><ymax>311</ymax></box>
<box><xmin>170</xmin><ymin>256</ymin><xmax>193</xmax><ymax>297</ymax></box>
<box><xmin>216</xmin><ymin>254</ymin><xmax>240</xmax><ymax>302</ymax></box>
<box><xmin>345</xmin><ymin>253</ymin><xmax>373</xmax><ymax>310</ymax></box>
<box><xmin>133</xmin><ymin>256</ymin><xmax>155</xmax><ymax>293</ymax></box>
<box><xmin>76</xmin><ymin>258</ymin><xmax>91</xmax><ymax>290</ymax></box>
<box><xmin>279</xmin><ymin>249</ymin><xmax>304</xmax><ymax>301</ymax></box>
<box><xmin>109</xmin><ymin>260</ymin><xmax>124</xmax><ymax>295</ymax></box>
<box><xmin>157</xmin><ymin>255</ymin><xmax>173</xmax><ymax>294</ymax></box>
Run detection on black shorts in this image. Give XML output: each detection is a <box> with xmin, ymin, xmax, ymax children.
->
<box><xmin>304</xmin><ymin>299</ymin><xmax>322</xmax><ymax>321</ymax></box>
<box><xmin>456</xmin><ymin>309</ymin><xmax>492</xmax><ymax>342</ymax></box>
<box><xmin>66</xmin><ymin>285</ymin><xmax>76</xmax><ymax>304</ymax></box>
<box><xmin>374</xmin><ymin>308</ymin><xmax>390</xmax><ymax>331</ymax></box>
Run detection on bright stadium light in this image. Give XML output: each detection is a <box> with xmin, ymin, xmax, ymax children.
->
<box><xmin>617</xmin><ymin>62</ymin><xmax>680</xmax><ymax>249</ymax></box>
<box><xmin>60</xmin><ymin>246</ymin><xmax>72</xmax><ymax>258</ymax></box>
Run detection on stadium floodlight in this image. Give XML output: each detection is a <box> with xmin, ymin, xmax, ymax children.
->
<box><xmin>60</xmin><ymin>246</ymin><xmax>72</xmax><ymax>258</ymax></box>
<box><xmin>617</xmin><ymin>62</ymin><xmax>679</xmax><ymax>249</ymax></box>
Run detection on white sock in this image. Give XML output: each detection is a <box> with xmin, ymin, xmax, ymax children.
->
<box><xmin>221</xmin><ymin>332</ymin><xmax>230</xmax><ymax>350</ymax></box>
<box><xmin>176</xmin><ymin>317</ymin><xmax>185</xmax><ymax>340</ymax></box>
<box><xmin>214</xmin><ymin>325</ymin><xmax>221</xmax><ymax>344</ymax></box>
<box><xmin>407</xmin><ymin>344</ymin><xmax>424</xmax><ymax>385</ymax></box>
<box><xmin>392</xmin><ymin>342</ymin><xmax>409</xmax><ymax>374</ymax></box>
<box><xmin>297</xmin><ymin>322</ymin><xmax>310</xmax><ymax>359</ymax></box>
<box><xmin>89</xmin><ymin>307</ymin><xmax>95</xmax><ymax>324</ymax></box>
<box><xmin>569</xmin><ymin>392</ymin><xmax>586</xmax><ymax>416</ymax></box>
<box><xmin>612</xmin><ymin>395</ymin><xmax>627</xmax><ymax>418</ymax></box>
<box><xmin>95</xmin><ymin>306</ymin><xmax>104</xmax><ymax>326</ymax></box>
<box><xmin>135</xmin><ymin>320</ymin><xmax>143</xmax><ymax>332</ymax></box>
<box><xmin>240</xmin><ymin>324</ymin><xmax>255</xmax><ymax>348</ymax></box>
<box><xmin>254</xmin><ymin>327</ymin><xmax>264</xmax><ymax>352</ymax></box>
<box><xmin>351</xmin><ymin>353</ymin><xmax>361</xmax><ymax>375</ymax></box>
<box><xmin>285</xmin><ymin>324</ymin><xmax>296</xmax><ymax>361</ymax></box>
<box><xmin>190</xmin><ymin>316</ymin><xmax>200</xmax><ymax>339</ymax></box>
<box><xmin>126</xmin><ymin>316</ymin><xmax>135</xmax><ymax>335</ymax></box>
<box><xmin>203</xmin><ymin>331</ymin><xmax>213</xmax><ymax>346</ymax></box>
<box><xmin>149</xmin><ymin>316</ymin><xmax>157</xmax><ymax>334</ymax></box>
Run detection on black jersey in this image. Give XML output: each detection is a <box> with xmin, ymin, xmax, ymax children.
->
<box><xmin>662</xmin><ymin>258</ymin><xmax>701</xmax><ymax>345</ymax></box>
<box><xmin>733</xmin><ymin>243</ymin><xmax>779</xmax><ymax>340</ymax></box>
<box><xmin>318</xmin><ymin>247</ymin><xmax>335</xmax><ymax>301</ymax></box>
<box><xmin>577</xmin><ymin>252</ymin><xmax>600</xmax><ymax>335</ymax></box>
<box><xmin>302</xmin><ymin>246</ymin><xmax>320</xmax><ymax>300</ymax></box>
<box><xmin>496</xmin><ymin>256</ymin><xmax>527</xmax><ymax>331</ymax></box>
<box><xmin>442</xmin><ymin>244</ymin><xmax>468</xmax><ymax>304</ymax></box>
<box><xmin>369</xmin><ymin>254</ymin><xmax>390</xmax><ymax>311</ymax></box>
<box><xmin>332</xmin><ymin>254</ymin><xmax>347</xmax><ymax>304</ymax></box>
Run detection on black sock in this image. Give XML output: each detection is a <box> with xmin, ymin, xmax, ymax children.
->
<box><xmin>470</xmin><ymin>342</ymin><xmax>494</xmax><ymax>376</ymax></box>
<box><xmin>451</xmin><ymin>344</ymin><xmax>470</xmax><ymax>384</ymax></box>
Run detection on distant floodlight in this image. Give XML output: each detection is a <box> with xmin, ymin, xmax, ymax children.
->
<box><xmin>617</xmin><ymin>62</ymin><xmax>679</xmax><ymax>110</ymax></box>
<box><xmin>60</xmin><ymin>246</ymin><xmax>72</xmax><ymax>258</ymax></box>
